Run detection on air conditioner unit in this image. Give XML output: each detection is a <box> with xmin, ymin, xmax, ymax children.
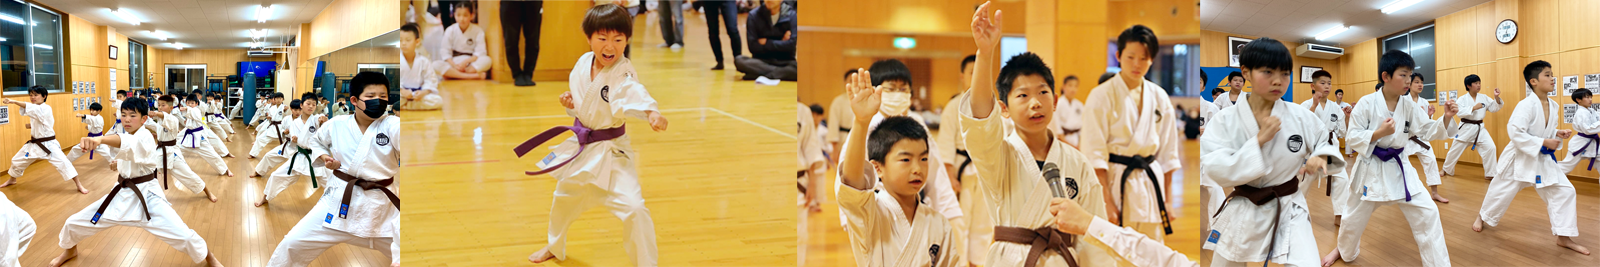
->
<box><xmin>1296</xmin><ymin>43</ymin><xmax>1344</xmax><ymax>59</ymax></box>
<box><xmin>246</xmin><ymin>50</ymin><xmax>273</xmax><ymax>57</ymax></box>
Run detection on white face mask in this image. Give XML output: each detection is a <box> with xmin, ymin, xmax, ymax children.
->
<box><xmin>880</xmin><ymin>91</ymin><xmax>911</xmax><ymax>115</ymax></box>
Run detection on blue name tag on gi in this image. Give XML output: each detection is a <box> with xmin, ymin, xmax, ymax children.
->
<box><xmin>91</xmin><ymin>213</ymin><xmax>102</xmax><ymax>224</ymax></box>
<box><xmin>1208</xmin><ymin>230</ymin><xmax>1220</xmax><ymax>243</ymax></box>
<box><xmin>1363</xmin><ymin>186</ymin><xmax>1368</xmax><ymax>196</ymax></box>
<box><xmin>541</xmin><ymin>153</ymin><xmax>558</xmax><ymax>165</ymax></box>
<box><xmin>325</xmin><ymin>213</ymin><xmax>333</xmax><ymax>223</ymax></box>
<box><xmin>1536</xmin><ymin>175</ymin><xmax>1542</xmax><ymax>184</ymax></box>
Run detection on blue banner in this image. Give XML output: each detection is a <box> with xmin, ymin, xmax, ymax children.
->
<box><xmin>1201</xmin><ymin>66</ymin><xmax>1292</xmax><ymax>102</ymax></box>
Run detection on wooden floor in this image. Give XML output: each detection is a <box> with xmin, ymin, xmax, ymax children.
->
<box><xmin>395</xmin><ymin>14</ymin><xmax>798</xmax><ymax>267</ymax></box>
<box><xmin>1199</xmin><ymin>151</ymin><xmax>1600</xmax><ymax>266</ymax></box>
<box><xmin>0</xmin><ymin>121</ymin><xmax>388</xmax><ymax>266</ymax></box>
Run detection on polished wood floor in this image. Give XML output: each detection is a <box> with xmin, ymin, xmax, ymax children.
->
<box><xmin>1199</xmin><ymin>151</ymin><xmax>1600</xmax><ymax>266</ymax></box>
<box><xmin>395</xmin><ymin>14</ymin><xmax>797</xmax><ymax>267</ymax></box>
<box><xmin>1</xmin><ymin>121</ymin><xmax>387</xmax><ymax>266</ymax></box>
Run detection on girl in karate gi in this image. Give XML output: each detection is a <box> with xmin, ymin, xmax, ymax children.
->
<box><xmin>1080</xmin><ymin>24</ymin><xmax>1183</xmax><ymax>242</ymax></box>
<box><xmin>1472</xmin><ymin>60</ymin><xmax>1588</xmax><ymax>255</ymax></box>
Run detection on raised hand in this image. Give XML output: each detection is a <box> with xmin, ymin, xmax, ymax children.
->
<box><xmin>971</xmin><ymin>1</ymin><xmax>1003</xmax><ymax>51</ymax></box>
<box><xmin>846</xmin><ymin>68</ymin><xmax>881</xmax><ymax>124</ymax></box>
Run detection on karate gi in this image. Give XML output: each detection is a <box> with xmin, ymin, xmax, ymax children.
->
<box><xmin>265</xmin><ymin>113</ymin><xmax>400</xmax><ymax>267</ymax></box>
<box><xmin>1404</xmin><ymin>95</ymin><xmax>1442</xmax><ymax>188</ymax></box>
<box><xmin>206</xmin><ymin>100</ymin><xmax>235</xmax><ymax>138</ymax></box>
<box><xmin>1052</xmin><ymin>97</ymin><xmax>1085</xmax><ymax>147</ymax></box>
<box><xmin>145</xmin><ymin>110</ymin><xmax>208</xmax><ymax>194</ymax></box>
<box><xmin>1080</xmin><ymin>73</ymin><xmax>1182</xmax><ymax>241</ymax></box>
<box><xmin>57</xmin><ymin>126</ymin><xmax>209</xmax><ymax>263</ymax></box>
<box><xmin>265</xmin><ymin>114</ymin><xmax>330</xmax><ymax>201</ymax></box>
<box><xmin>177</xmin><ymin>105</ymin><xmax>229</xmax><ymax>173</ymax></box>
<box><xmin>402</xmin><ymin>49</ymin><xmax>443</xmax><ymax>110</ymax></box>
<box><xmin>797</xmin><ymin>103</ymin><xmax>825</xmax><ymax>266</ymax></box>
<box><xmin>1215</xmin><ymin>91</ymin><xmax>1247</xmax><ymax>111</ymax></box>
<box><xmin>435</xmin><ymin>23</ymin><xmax>491</xmax><ymax>73</ymax></box>
<box><xmin>1561</xmin><ymin>106</ymin><xmax>1600</xmax><ymax>172</ymax></box>
<box><xmin>192</xmin><ymin>102</ymin><xmax>230</xmax><ymax>156</ymax></box>
<box><xmin>536</xmin><ymin>52</ymin><xmax>659</xmax><ymax>265</ymax></box>
<box><xmin>0</xmin><ymin>192</ymin><xmax>33</xmax><ymax>267</ymax></box>
<box><xmin>251</xmin><ymin>103</ymin><xmax>288</xmax><ymax>158</ymax></box>
<box><xmin>1442</xmin><ymin>93</ymin><xmax>1501</xmax><ymax>178</ymax></box>
<box><xmin>255</xmin><ymin>117</ymin><xmax>302</xmax><ymax>177</ymax></box>
<box><xmin>8</xmin><ymin>102</ymin><xmax>77</xmax><ymax>180</ymax></box>
<box><xmin>836</xmin><ymin>113</ymin><xmax>966</xmax><ymax>254</ymax></box>
<box><xmin>1202</xmin><ymin>98</ymin><xmax>1345</xmax><ymax>266</ymax></box>
<box><xmin>1335</xmin><ymin>89</ymin><xmax>1455</xmax><ymax>266</ymax></box>
<box><xmin>108</xmin><ymin>98</ymin><xmax>126</xmax><ymax>135</ymax></box>
<box><xmin>829</xmin><ymin>93</ymin><xmax>854</xmax><ymax>146</ymax></box>
<box><xmin>937</xmin><ymin>91</ymin><xmax>991</xmax><ymax>263</ymax></box>
<box><xmin>65</xmin><ymin>114</ymin><xmax>113</xmax><ymax>160</ymax></box>
<box><xmin>1301</xmin><ymin>98</ymin><xmax>1352</xmax><ymax>217</ymax></box>
<box><xmin>1478</xmin><ymin>95</ymin><xmax>1579</xmax><ymax>237</ymax></box>
<box><xmin>835</xmin><ymin>172</ymin><xmax>961</xmax><ymax>267</ymax></box>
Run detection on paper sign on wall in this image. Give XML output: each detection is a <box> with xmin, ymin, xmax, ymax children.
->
<box><xmin>1566</xmin><ymin>104</ymin><xmax>1579</xmax><ymax>123</ymax></box>
<box><xmin>0</xmin><ymin>106</ymin><xmax>9</xmax><ymax>125</ymax></box>
<box><xmin>1565</xmin><ymin>75</ymin><xmax>1581</xmax><ymax>96</ymax></box>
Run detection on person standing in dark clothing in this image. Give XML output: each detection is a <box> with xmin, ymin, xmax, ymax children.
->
<box><xmin>700</xmin><ymin>0</ymin><xmax>742</xmax><ymax>70</ymax></box>
<box><xmin>734</xmin><ymin>0</ymin><xmax>797</xmax><ymax>81</ymax></box>
<box><xmin>502</xmin><ymin>0</ymin><xmax>544</xmax><ymax>86</ymax></box>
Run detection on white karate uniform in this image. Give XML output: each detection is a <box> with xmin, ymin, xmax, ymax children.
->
<box><xmin>1404</xmin><ymin>96</ymin><xmax>1442</xmax><ymax>187</ymax></box>
<box><xmin>937</xmin><ymin>91</ymin><xmax>991</xmax><ymax>263</ymax></box>
<box><xmin>251</xmin><ymin>103</ymin><xmax>288</xmax><ymax>157</ymax></box>
<box><xmin>145</xmin><ymin>111</ymin><xmax>208</xmax><ymax>194</ymax></box>
<box><xmin>796</xmin><ymin>103</ymin><xmax>824</xmax><ymax>266</ymax></box>
<box><xmin>7</xmin><ymin>102</ymin><xmax>77</xmax><ymax>180</ymax></box>
<box><xmin>1335</xmin><ymin>90</ymin><xmax>1455</xmax><ymax>266</ymax></box>
<box><xmin>1203</xmin><ymin>98</ymin><xmax>1346</xmax><ymax>266</ymax></box>
<box><xmin>1478</xmin><ymin>95</ymin><xmax>1579</xmax><ymax>237</ymax></box>
<box><xmin>959</xmin><ymin>97</ymin><xmax>1114</xmax><ymax>267</ymax></box>
<box><xmin>193</xmin><ymin>102</ymin><xmax>231</xmax><ymax>156</ymax></box>
<box><xmin>402</xmin><ymin>50</ymin><xmax>443</xmax><ymax>110</ymax></box>
<box><xmin>108</xmin><ymin>99</ymin><xmax>126</xmax><ymax>134</ymax></box>
<box><xmin>1560</xmin><ymin>106</ymin><xmax>1600</xmax><ymax>172</ymax></box>
<box><xmin>57</xmin><ymin>127</ymin><xmax>209</xmax><ymax>263</ymax></box>
<box><xmin>264</xmin><ymin>114</ymin><xmax>331</xmax><ymax>201</ymax></box>
<box><xmin>1052</xmin><ymin>97</ymin><xmax>1085</xmax><ymax>147</ymax></box>
<box><xmin>436</xmin><ymin>23</ymin><xmax>491</xmax><ymax>72</ymax></box>
<box><xmin>65</xmin><ymin>115</ymin><xmax>114</xmax><ymax>160</ymax></box>
<box><xmin>828</xmin><ymin>93</ymin><xmax>854</xmax><ymax>145</ymax></box>
<box><xmin>205</xmin><ymin>100</ymin><xmax>234</xmax><ymax>137</ymax></box>
<box><xmin>250</xmin><ymin>101</ymin><xmax>272</xmax><ymax>128</ymax></box>
<box><xmin>1083</xmin><ymin>218</ymin><xmax>1199</xmax><ymax>267</ymax></box>
<box><xmin>835</xmin><ymin>172</ymin><xmax>962</xmax><ymax>267</ymax></box>
<box><xmin>537</xmin><ymin>52</ymin><xmax>658</xmax><ymax>265</ymax></box>
<box><xmin>0</xmin><ymin>192</ymin><xmax>33</xmax><ymax>267</ymax></box>
<box><xmin>266</xmin><ymin>114</ymin><xmax>399</xmax><ymax>267</ymax></box>
<box><xmin>1215</xmin><ymin>90</ymin><xmax>1247</xmax><ymax>111</ymax></box>
<box><xmin>1442</xmin><ymin>93</ymin><xmax>1502</xmax><ymax>177</ymax></box>
<box><xmin>177</xmin><ymin>106</ymin><xmax>229</xmax><ymax>173</ymax></box>
<box><xmin>1301</xmin><ymin>99</ymin><xmax>1353</xmax><ymax>217</ymax></box>
<box><xmin>255</xmin><ymin>117</ymin><xmax>302</xmax><ymax>176</ymax></box>
<box><xmin>1080</xmin><ymin>73</ymin><xmax>1182</xmax><ymax>241</ymax></box>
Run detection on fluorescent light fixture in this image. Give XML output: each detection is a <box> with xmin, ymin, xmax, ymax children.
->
<box><xmin>149</xmin><ymin>30</ymin><xmax>168</xmax><ymax>41</ymax></box>
<box><xmin>1381</xmin><ymin>0</ymin><xmax>1425</xmax><ymax>14</ymax></box>
<box><xmin>256</xmin><ymin>5</ymin><xmax>272</xmax><ymax>23</ymax></box>
<box><xmin>1314</xmin><ymin>25</ymin><xmax>1349</xmax><ymax>41</ymax></box>
<box><xmin>1</xmin><ymin>37</ymin><xmax>8</xmax><ymax>42</ymax></box>
<box><xmin>251</xmin><ymin>29</ymin><xmax>269</xmax><ymax>38</ymax></box>
<box><xmin>171</xmin><ymin>43</ymin><xmax>184</xmax><ymax>49</ymax></box>
<box><xmin>0</xmin><ymin>14</ymin><xmax>20</xmax><ymax>25</ymax></box>
<box><xmin>111</xmin><ymin>9</ymin><xmax>139</xmax><ymax>25</ymax></box>
<box><xmin>892</xmin><ymin>37</ymin><xmax>916</xmax><ymax>49</ymax></box>
<box><xmin>32</xmin><ymin>43</ymin><xmax>51</xmax><ymax>50</ymax></box>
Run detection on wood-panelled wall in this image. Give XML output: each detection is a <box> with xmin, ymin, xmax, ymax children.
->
<box><xmin>1198</xmin><ymin>30</ymin><xmax>1341</xmax><ymax>104</ymax></box>
<box><xmin>147</xmin><ymin>48</ymin><xmax>288</xmax><ymax>92</ymax></box>
<box><xmin>306</xmin><ymin>0</ymin><xmax>400</xmax><ymax>59</ymax></box>
<box><xmin>321</xmin><ymin>46</ymin><xmax>400</xmax><ymax>77</ymax></box>
<box><xmin>0</xmin><ymin>14</ymin><xmax>127</xmax><ymax>174</ymax></box>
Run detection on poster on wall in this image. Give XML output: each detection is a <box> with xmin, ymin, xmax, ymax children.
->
<box><xmin>1565</xmin><ymin>75</ymin><xmax>1581</xmax><ymax>96</ymax></box>
<box><xmin>1566</xmin><ymin>104</ymin><xmax>1579</xmax><ymax>123</ymax></box>
<box><xmin>1588</xmin><ymin>74</ymin><xmax>1600</xmax><ymax>89</ymax></box>
<box><xmin>1448</xmin><ymin>90</ymin><xmax>1459</xmax><ymax>101</ymax></box>
<box><xmin>109</xmin><ymin>69</ymin><xmax>116</xmax><ymax>90</ymax></box>
<box><xmin>1228</xmin><ymin>37</ymin><xmax>1251</xmax><ymax>67</ymax></box>
<box><xmin>0</xmin><ymin>105</ymin><xmax>9</xmax><ymax>125</ymax></box>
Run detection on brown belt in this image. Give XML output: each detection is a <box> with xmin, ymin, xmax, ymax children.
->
<box><xmin>156</xmin><ymin>139</ymin><xmax>177</xmax><ymax>190</ymax></box>
<box><xmin>332</xmin><ymin>170</ymin><xmax>400</xmax><ymax>219</ymax></box>
<box><xmin>268</xmin><ymin>121</ymin><xmax>286</xmax><ymax>145</ymax></box>
<box><xmin>993</xmin><ymin>225</ymin><xmax>1078</xmax><ymax>267</ymax></box>
<box><xmin>1409</xmin><ymin>136</ymin><xmax>1432</xmax><ymax>150</ymax></box>
<box><xmin>90</xmin><ymin>172</ymin><xmax>158</xmax><ymax>224</ymax></box>
<box><xmin>25</xmin><ymin>136</ymin><xmax>56</xmax><ymax>155</ymax></box>
<box><xmin>1460</xmin><ymin>118</ymin><xmax>1485</xmax><ymax>150</ymax></box>
<box><xmin>1061</xmin><ymin>128</ymin><xmax>1081</xmax><ymax>135</ymax></box>
<box><xmin>1213</xmin><ymin>177</ymin><xmax>1300</xmax><ymax>263</ymax></box>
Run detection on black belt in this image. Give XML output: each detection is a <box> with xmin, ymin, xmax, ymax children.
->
<box><xmin>838</xmin><ymin>126</ymin><xmax>851</xmax><ymax>133</ymax></box>
<box><xmin>993</xmin><ymin>225</ymin><xmax>1078</xmax><ymax>267</ymax></box>
<box><xmin>156</xmin><ymin>140</ymin><xmax>177</xmax><ymax>190</ymax></box>
<box><xmin>1061</xmin><ymin>128</ymin><xmax>1081</xmax><ymax>135</ymax></box>
<box><xmin>954</xmin><ymin>149</ymin><xmax>972</xmax><ymax>183</ymax></box>
<box><xmin>287</xmin><ymin>148</ymin><xmax>318</xmax><ymax>188</ymax></box>
<box><xmin>91</xmin><ymin>172</ymin><xmax>158</xmax><ymax>224</ymax></box>
<box><xmin>1214</xmin><ymin>177</ymin><xmax>1300</xmax><ymax>266</ymax></box>
<box><xmin>1460</xmin><ymin>118</ymin><xmax>1485</xmax><ymax>150</ymax></box>
<box><xmin>452</xmin><ymin>50</ymin><xmax>473</xmax><ymax>57</ymax></box>
<box><xmin>332</xmin><ymin>170</ymin><xmax>399</xmax><ymax>219</ymax></box>
<box><xmin>1108</xmin><ymin>153</ymin><xmax>1171</xmax><ymax>235</ymax></box>
<box><xmin>797</xmin><ymin>170</ymin><xmax>806</xmax><ymax>194</ymax></box>
<box><xmin>26</xmin><ymin>136</ymin><xmax>56</xmax><ymax>155</ymax></box>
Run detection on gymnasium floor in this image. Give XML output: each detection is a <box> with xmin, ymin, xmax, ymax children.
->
<box><xmin>2</xmin><ymin>119</ymin><xmax>388</xmax><ymax>266</ymax></box>
<box><xmin>396</xmin><ymin>12</ymin><xmax>798</xmax><ymax>266</ymax></box>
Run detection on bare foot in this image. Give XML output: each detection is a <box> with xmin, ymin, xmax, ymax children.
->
<box><xmin>528</xmin><ymin>246</ymin><xmax>557</xmax><ymax>263</ymax></box>
<box><xmin>49</xmin><ymin>246</ymin><xmax>76</xmax><ymax>267</ymax></box>
<box><xmin>74</xmin><ymin>179</ymin><xmax>89</xmax><ymax>194</ymax></box>
<box><xmin>223</xmin><ymin>170</ymin><xmax>235</xmax><ymax>177</ymax></box>
<box><xmin>1320</xmin><ymin>249</ymin><xmax>1341</xmax><ymax>267</ymax></box>
<box><xmin>206</xmin><ymin>252</ymin><xmax>225</xmax><ymax>267</ymax></box>
<box><xmin>0</xmin><ymin>178</ymin><xmax>18</xmax><ymax>188</ymax></box>
<box><xmin>253</xmin><ymin>196</ymin><xmax>268</xmax><ymax>207</ymax></box>
<box><xmin>1431</xmin><ymin>193</ymin><xmax>1450</xmax><ymax>203</ymax></box>
<box><xmin>1473</xmin><ymin>217</ymin><xmax>1485</xmax><ymax>232</ymax></box>
<box><xmin>1560</xmin><ymin>236</ymin><xmax>1591</xmax><ymax>255</ymax></box>
<box><xmin>204</xmin><ymin>189</ymin><xmax>218</xmax><ymax>203</ymax></box>
<box><xmin>223</xmin><ymin>154</ymin><xmax>234</xmax><ymax>158</ymax></box>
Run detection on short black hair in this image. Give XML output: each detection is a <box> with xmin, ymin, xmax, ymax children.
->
<box><xmin>1200</xmin><ymin>71</ymin><xmax>1209</xmax><ymax>85</ymax></box>
<box><xmin>1313</xmin><ymin>70</ymin><xmax>1332</xmax><ymax>81</ymax></box>
<box><xmin>89</xmin><ymin>102</ymin><xmax>102</xmax><ymax>111</ymax></box>
<box><xmin>1573</xmin><ymin>88</ymin><xmax>1592</xmax><ymax>103</ymax></box>
<box><xmin>27</xmin><ymin>86</ymin><xmax>46</xmax><ymax>100</ymax></box>
<box><xmin>1378</xmin><ymin>50</ymin><xmax>1416</xmax><ymax>82</ymax></box>
<box><xmin>1524</xmin><ymin>60</ymin><xmax>1552</xmax><ymax>90</ymax></box>
<box><xmin>157</xmin><ymin>95</ymin><xmax>175</xmax><ymax>104</ymax></box>
<box><xmin>1335</xmin><ymin>89</ymin><xmax>1344</xmax><ymax>95</ymax></box>
<box><xmin>1097</xmin><ymin>72</ymin><xmax>1116</xmax><ymax>84</ymax></box>
<box><xmin>1063</xmin><ymin>75</ymin><xmax>1079</xmax><ymax>84</ymax></box>
<box><xmin>1226</xmin><ymin>71</ymin><xmax>1244</xmax><ymax>83</ymax></box>
<box><xmin>116</xmin><ymin>89</ymin><xmax>127</xmax><ymax>95</ymax></box>
<box><xmin>869</xmin><ymin>59</ymin><xmax>913</xmax><ymax>87</ymax></box>
<box><xmin>809</xmin><ymin>104</ymin><xmax>824</xmax><ymax>115</ymax></box>
<box><xmin>453</xmin><ymin>1</ymin><xmax>474</xmax><ymax>13</ymax></box>
<box><xmin>289</xmin><ymin>99</ymin><xmax>304</xmax><ymax>110</ymax></box>
<box><xmin>867</xmin><ymin>116</ymin><xmax>929</xmax><ymax>164</ymax></box>
<box><xmin>844</xmin><ymin>68</ymin><xmax>859</xmax><ymax>81</ymax></box>
<box><xmin>121</xmin><ymin>97</ymin><xmax>149</xmax><ymax>116</ymax></box>
<box><xmin>960</xmin><ymin>55</ymin><xmax>977</xmax><ymax>73</ymax></box>
<box><xmin>401</xmin><ymin>23</ymin><xmax>420</xmax><ymax>38</ymax></box>
<box><xmin>271</xmin><ymin>92</ymin><xmax>284</xmax><ymax>99</ymax></box>
<box><xmin>1412</xmin><ymin>73</ymin><xmax>1425</xmax><ymax>82</ymax></box>
<box><xmin>351</xmin><ymin>71</ymin><xmax>392</xmax><ymax>95</ymax></box>
<box><xmin>184</xmin><ymin>94</ymin><xmax>199</xmax><ymax>103</ymax></box>
<box><xmin>1464</xmin><ymin>74</ymin><xmax>1482</xmax><ymax>88</ymax></box>
<box><xmin>1116</xmin><ymin>25</ymin><xmax>1159</xmax><ymax>58</ymax></box>
<box><xmin>1238</xmin><ymin>37</ymin><xmax>1293</xmax><ymax>71</ymax></box>
<box><xmin>1211</xmin><ymin>88</ymin><xmax>1226</xmax><ymax>96</ymax></box>
<box><xmin>995</xmin><ymin>52</ymin><xmax>1055</xmax><ymax>103</ymax></box>
<box><xmin>582</xmin><ymin>4</ymin><xmax>633</xmax><ymax>38</ymax></box>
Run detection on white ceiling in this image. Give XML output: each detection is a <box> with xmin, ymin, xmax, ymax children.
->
<box><xmin>1201</xmin><ymin>0</ymin><xmax>1489</xmax><ymax>45</ymax></box>
<box><xmin>31</xmin><ymin>0</ymin><xmax>334</xmax><ymax>49</ymax></box>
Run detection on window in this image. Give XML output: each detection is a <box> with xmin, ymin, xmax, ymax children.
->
<box><xmin>129</xmin><ymin>40</ymin><xmax>145</xmax><ymax>88</ymax></box>
<box><xmin>0</xmin><ymin>0</ymin><xmax>62</xmax><ymax>95</ymax></box>
<box><xmin>1382</xmin><ymin>25</ymin><xmax>1435</xmax><ymax>101</ymax></box>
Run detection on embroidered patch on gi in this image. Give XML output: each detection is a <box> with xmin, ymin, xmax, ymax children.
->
<box><xmin>541</xmin><ymin>153</ymin><xmax>558</xmax><ymax>165</ymax></box>
<box><xmin>1063</xmin><ymin>177</ymin><xmax>1079</xmax><ymax>199</ymax></box>
<box><xmin>1208</xmin><ymin>230</ymin><xmax>1220</xmax><ymax>243</ymax></box>
<box><xmin>1288</xmin><ymin>134</ymin><xmax>1304</xmax><ymax>153</ymax></box>
<box><xmin>929</xmin><ymin>244</ymin><xmax>941</xmax><ymax>260</ymax></box>
<box><xmin>601</xmin><ymin>85</ymin><xmax>612</xmax><ymax>103</ymax></box>
<box><xmin>1404</xmin><ymin>121</ymin><xmax>1412</xmax><ymax>134</ymax></box>
<box><xmin>375</xmin><ymin>133</ymin><xmax>390</xmax><ymax>146</ymax></box>
<box><xmin>1363</xmin><ymin>186</ymin><xmax>1368</xmax><ymax>196</ymax></box>
<box><xmin>308</xmin><ymin>125</ymin><xmax>317</xmax><ymax>133</ymax></box>
<box><xmin>1331</xmin><ymin>113</ymin><xmax>1339</xmax><ymax>122</ymax></box>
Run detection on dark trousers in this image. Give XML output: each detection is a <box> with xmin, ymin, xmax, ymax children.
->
<box><xmin>500</xmin><ymin>0</ymin><xmax>544</xmax><ymax>77</ymax></box>
<box><xmin>734</xmin><ymin>56</ymin><xmax>797</xmax><ymax>81</ymax></box>
<box><xmin>657</xmin><ymin>0</ymin><xmax>684</xmax><ymax>45</ymax></box>
<box><xmin>702</xmin><ymin>1</ymin><xmax>742</xmax><ymax>62</ymax></box>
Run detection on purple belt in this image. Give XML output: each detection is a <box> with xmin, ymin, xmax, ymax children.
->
<box><xmin>1573</xmin><ymin>133</ymin><xmax>1599</xmax><ymax>170</ymax></box>
<box><xmin>87</xmin><ymin>132</ymin><xmax>103</xmax><ymax>159</ymax></box>
<box><xmin>183</xmin><ymin>127</ymin><xmax>205</xmax><ymax>148</ymax></box>
<box><xmin>1370</xmin><ymin>146</ymin><xmax>1412</xmax><ymax>202</ymax></box>
<box><xmin>512</xmin><ymin>118</ymin><xmax>627</xmax><ymax>176</ymax></box>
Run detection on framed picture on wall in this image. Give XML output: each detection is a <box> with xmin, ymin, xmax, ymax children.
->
<box><xmin>108</xmin><ymin>45</ymin><xmax>117</xmax><ymax>60</ymax></box>
<box><xmin>1300</xmin><ymin>66</ymin><xmax>1324</xmax><ymax>83</ymax></box>
<box><xmin>1228</xmin><ymin>37</ymin><xmax>1251</xmax><ymax>67</ymax></box>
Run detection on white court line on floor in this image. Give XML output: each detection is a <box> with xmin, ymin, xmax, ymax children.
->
<box><xmin>402</xmin><ymin>107</ymin><xmax>795</xmax><ymax>139</ymax></box>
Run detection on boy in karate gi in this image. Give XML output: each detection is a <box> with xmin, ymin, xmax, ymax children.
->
<box><xmin>1052</xmin><ymin>75</ymin><xmax>1084</xmax><ymax>147</ymax></box>
<box><xmin>1471</xmin><ymin>60</ymin><xmax>1589</xmax><ymax>255</ymax></box>
<box><xmin>1403</xmin><ymin>74</ymin><xmax>1445</xmax><ymax>203</ymax></box>
<box><xmin>265</xmin><ymin>72</ymin><xmax>399</xmax><ymax>267</ymax></box>
<box><xmin>401</xmin><ymin>23</ymin><xmax>443</xmax><ymax>111</ymax></box>
<box><xmin>1216</xmin><ymin>71</ymin><xmax>1247</xmax><ymax>110</ymax></box>
<box><xmin>202</xmin><ymin>94</ymin><xmax>233</xmax><ymax>143</ymax></box>
<box><xmin>1081</xmin><ymin>24</ymin><xmax>1182</xmax><ymax>241</ymax></box>
<box><xmin>189</xmin><ymin>94</ymin><xmax>231</xmax><ymax>157</ymax></box>
<box><xmin>253</xmin><ymin>101</ymin><xmax>305</xmax><ymax>178</ymax></box>
<box><xmin>796</xmin><ymin>102</ymin><xmax>825</xmax><ymax>266</ymax></box>
<box><xmin>255</xmin><ymin>98</ymin><xmax>331</xmax><ymax>207</ymax></box>
<box><xmin>109</xmin><ymin>90</ymin><xmax>127</xmax><ymax>135</ymax></box>
<box><xmin>251</xmin><ymin>94</ymin><xmax>288</xmax><ymax>159</ymax></box>
<box><xmin>65</xmin><ymin>103</ymin><xmax>114</xmax><ymax>161</ymax></box>
<box><xmin>1202</xmin><ymin>37</ymin><xmax>1346</xmax><ymax>267</ymax></box>
<box><xmin>937</xmin><ymin>55</ymin><xmax>994</xmax><ymax>264</ymax></box>
<box><xmin>179</xmin><ymin>95</ymin><xmax>233</xmax><ymax>176</ymax></box>
<box><xmin>960</xmin><ymin>4</ymin><xmax>1114</xmax><ymax>265</ymax></box>
<box><xmin>1300</xmin><ymin>70</ymin><xmax>1355</xmax><ymax>226</ymax></box>
<box><xmin>143</xmin><ymin>95</ymin><xmax>219</xmax><ymax>202</ymax></box>
<box><xmin>846</xmin><ymin>59</ymin><xmax>965</xmax><ymax>251</ymax></box>
<box><xmin>3</xmin><ymin>86</ymin><xmax>85</xmax><ymax>194</ymax></box>
<box><xmin>1561</xmin><ymin>89</ymin><xmax>1600</xmax><ymax>173</ymax></box>
<box><xmin>521</xmin><ymin>5</ymin><xmax>669</xmax><ymax>265</ymax></box>
<box><xmin>438</xmin><ymin>1</ymin><xmax>491</xmax><ymax>80</ymax></box>
<box><xmin>829</xmin><ymin>69</ymin><xmax>858</xmax><ymax>163</ymax></box>
<box><xmin>1441</xmin><ymin>74</ymin><xmax>1502</xmax><ymax>184</ymax></box>
<box><xmin>53</xmin><ymin>98</ymin><xmax>222</xmax><ymax>267</ymax></box>
<box><xmin>1321</xmin><ymin>50</ymin><xmax>1457</xmax><ymax>267</ymax></box>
